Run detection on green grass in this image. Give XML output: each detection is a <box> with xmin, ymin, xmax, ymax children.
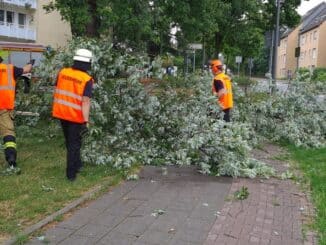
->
<box><xmin>287</xmin><ymin>145</ymin><xmax>326</xmax><ymax>245</ymax></box>
<box><xmin>0</xmin><ymin>122</ymin><xmax>128</xmax><ymax>242</ymax></box>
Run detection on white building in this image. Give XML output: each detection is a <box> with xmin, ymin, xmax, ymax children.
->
<box><xmin>0</xmin><ymin>0</ymin><xmax>71</xmax><ymax>48</ymax></box>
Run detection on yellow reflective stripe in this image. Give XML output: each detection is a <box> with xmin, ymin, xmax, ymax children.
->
<box><xmin>0</xmin><ymin>85</ymin><xmax>15</xmax><ymax>90</ymax></box>
<box><xmin>4</xmin><ymin>142</ymin><xmax>17</xmax><ymax>149</ymax></box>
<box><xmin>7</xmin><ymin>65</ymin><xmax>12</xmax><ymax>87</ymax></box>
<box><xmin>55</xmin><ymin>88</ymin><xmax>83</xmax><ymax>101</ymax></box>
<box><xmin>54</xmin><ymin>98</ymin><xmax>82</xmax><ymax>110</ymax></box>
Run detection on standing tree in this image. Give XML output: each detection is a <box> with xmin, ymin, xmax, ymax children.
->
<box><xmin>43</xmin><ymin>0</ymin><xmax>301</xmax><ymax>65</ymax></box>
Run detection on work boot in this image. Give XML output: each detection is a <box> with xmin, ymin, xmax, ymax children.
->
<box><xmin>1</xmin><ymin>166</ymin><xmax>21</xmax><ymax>176</ymax></box>
<box><xmin>8</xmin><ymin>161</ymin><xmax>17</xmax><ymax>168</ymax></box>
<box><xmin>66</xmin><ymin>168</ymin><xmax>76</xmax><ymax>181</ymax></box>
<box><xmin>8</xmin><ymin>155</ymin><xmax>17</xmax><ymax>168</ymax></box>
<box><xmin>76</xmin><ymin>163</ymin><xmax>83</xmax><ymax>173</ymax></box>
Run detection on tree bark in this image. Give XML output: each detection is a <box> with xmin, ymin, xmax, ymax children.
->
<box><xmin>214</xmin><ymin>32</ymin><xmax>223</xmax><ymax>58</ymax></box>
<box><xmin>86</xmin><ymin>0</ymin><xmax>100</xmax><ymax>37</ymax></box>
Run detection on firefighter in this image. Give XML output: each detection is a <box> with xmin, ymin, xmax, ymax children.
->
<box><xmin>210</xmin><ymin>59</ymin><xmax>233</xmax><ymax>122</ymax></box>
<box><xmin>0</xmin><ymin>56</ymin><xmax>33</xmax><ymax>169</ymax></box>
<box><xmin>52</xmin><ymin>49</ymin><xmax>94</xmax><ymax>181</ymax></box>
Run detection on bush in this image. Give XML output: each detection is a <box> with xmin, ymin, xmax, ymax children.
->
<box><xmin>232</xmin><ymin>76</ymin><xmax>257</xmax><ymax>94</ymax></box>
<box><xmin>233</xmin><ymin>76</ymin><xmax>257</xmax><ymax>87</ymax></box>
<box><xmin>312</xmin><ymin>67</ymin><xmax>326</xmax><ymax>82</ymax></box>
<box><xmin>297</xmin><ymin>68</ymin><xmax>311</xmax><ymax>82</ymax></box>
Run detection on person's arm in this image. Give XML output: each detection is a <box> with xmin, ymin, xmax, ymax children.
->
<box><xmin>82</xmin><ymin>79</ymin><xmax>94</xmax><ymax>123</ymax></box>
<box><xmin>13</xmin><ymin>64</ymin><xmax>33</xmax><ymax>79</ymax></box>
<box><xmin>214</xmin><ymin>79</ymin><xmax>226</xmax><ymax>98</ymax></box>
<box><xmin>82</xmin><ymin>96</ymin><xmax>91</xmax><ymax>123</ymax></box>
<box><xmin>22</xmin><ymin>64</ymin><xmax>33</xmax><ymax>74</ymax></box>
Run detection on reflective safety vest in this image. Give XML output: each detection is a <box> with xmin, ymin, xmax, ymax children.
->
<box><xmin>0</xmin><ymin>64</ymin><xmax>16</xmax><ymax>110</ymax></box>
<box><xmin>212</xmin><ymin>72</ymin><xmax>233</xmax><ymax>109</ymax></box>
<box><xmin>52</xmin><ymin>68</ymin><xmax>92</xmax><ymax>123</ymax></box>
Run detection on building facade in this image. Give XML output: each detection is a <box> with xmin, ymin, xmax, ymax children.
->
<box><xmin>276</xmin><ymin>2</ymin><xmax>326</xmax><ymax>78</ymax></box>
<box><xmin>0</xmin><ymin>0</ymin><xmax>71</xmax><ymax>48</ymax></box>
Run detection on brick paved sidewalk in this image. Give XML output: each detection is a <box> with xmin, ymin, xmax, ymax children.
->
<box><xmin>204</xmin><ymin>143</ymin><xmax>317</xmax><ymax>245</ymax></box>
<box><xmin>26</xmin><ymin>166</ymin><xmax>232</xmax><ymax>245</ymax></box>
<box><xmin>24</xmin><ymin>143</ymin><xmax>317</xmax><ymax>245</ymax></box>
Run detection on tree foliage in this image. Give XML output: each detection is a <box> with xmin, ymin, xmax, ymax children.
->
<box><xmin>16</xmin><ymin>38</ymin><xmax>325</xmax><ymax>179</ymax></box>
<box><xmin>43</xmin><ymin>0</ymin><xmax>301</xmax><ymax>63</ymax></box>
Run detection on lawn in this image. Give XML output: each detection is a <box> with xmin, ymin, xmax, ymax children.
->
<box><xmin>0</xmin><ymin>121</ymin><xmax>127</xmax><ymax>243</ymax></box>
<box><xmin>287</xmin><ymin>145</ymin><xmax>326</xmax><ymax>245</ymax></box>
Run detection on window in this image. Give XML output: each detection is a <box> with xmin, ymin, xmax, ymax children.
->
<box><xmin>310</xmin><ymin>33</ymin><xmax>312</xmax><ymax>41</ymax></box>
<box><xmin>6</xmin><ymin>11</ymin><xmax>14</xmax><ymax>24</ymax></box>
<box><xmin>0</xmin><ymin>10</ymin><xmax>4</xmax><ymax>24</ymax></box>
<box><xmin>312</xmin><ymin>48</ymin><xmax>316</xmax><ymax>59</ymax></box>
<box><xmin>18</xmin><ymin>13</ymin><xmax>26</xmax><ymax>27</ymax></box>
<box><xmin>313</xmin><ymin>31</ymin><xmax>318</xmax><ymax>40</ymax></box>
<box><xmin>283</xmin><ymin>55</ymin><xmax>286</xmax><ymax>64</ymax></box>
<box><xmin>301</xmin><ymin>35</ymin><xmax>305</xmax><ymax>45</ymax></box>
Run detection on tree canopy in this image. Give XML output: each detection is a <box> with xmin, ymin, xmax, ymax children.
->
<box><xmin>44</xmin><ymin>0</ymin><xmax>301</xmax><ymax>62</ymax></box>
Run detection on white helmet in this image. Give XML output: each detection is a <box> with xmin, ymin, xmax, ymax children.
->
<box><xmin>73</xmin><ymin>48</ymin><xmax>93</xmax><ymax>63</ymax></box>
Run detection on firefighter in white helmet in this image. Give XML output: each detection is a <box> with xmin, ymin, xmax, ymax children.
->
<box><xmin>52</xmin><ymin>49</ymin><xmax>95</xmax><ymax>181</ymax></box>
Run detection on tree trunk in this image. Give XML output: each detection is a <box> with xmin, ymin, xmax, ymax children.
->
<box><xmin>214</xmin><ymin>32</ymin><xmax>223</xmax><ymax>57</ymax></box>
<box><xmin>85</xmin><ymin>0</ymin><xmax>100</xmax><ymax>37</ymax></box>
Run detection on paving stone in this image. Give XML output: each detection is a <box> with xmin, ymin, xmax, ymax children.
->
<box><xmin>182</xmin><ymin>217</ymin><xmax>215</xmax><ymax>232</ymax></box>
<box><xmin>97</xmin><ymin>231</ymin><xmax>137</xmax><ymax>245</ymax></box>
<box><xmin>43</xmin><ymin>227</ymin><xmax>75</xmax><ymax>244</ymax></box>
<box><xmin>136</xmin><ymin>229</ymin><xmax>174</xmax><ymax>245</ymax></box>
<box><xmin>149</xmin><ymin>214</ymin><xmax>184</xmax><ymax>232</ymax></box>
<box><xmin>58</xmin><ymin>235</ymin><xmax>98</xmax><ymax>245</ymax></box>
<box><xmin>173</xmin><ymin>227</ymin><xmax>209</xmax><ymax>243</ymax></box>
<box><xmin>169</xmin><ymin>238</ymin><xmax>201</xmax><ymax>245</ymax></box>
<box><xmin>74</xmin><ymin>223</ymin><xmax>109</xmax><ymax>238</ymax></box>
<box><xmin>112</xmin><ymin>216</ymin><xmax>156</xmax><ymax>236</ymax></box>
<box><xmin>105</xmin><ymin>199</ymin><xmax>143</xmax><ymax>216</ymax></box>
<box><xmin>89</xmin><ymin>212</ymin><xmax>125</xmax><ymax>228</ymax></box>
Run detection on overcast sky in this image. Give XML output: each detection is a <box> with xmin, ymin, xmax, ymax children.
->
<box><xmin>296</xmin><ymin>0</ymin><xmax>325</xmax><ymax>15</ymax></box>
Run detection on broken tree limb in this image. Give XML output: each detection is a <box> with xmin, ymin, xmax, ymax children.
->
<box><xmin>15</xmin><ymin>111</ymin><xmax>40</xmax><ymax>117</ymax></box>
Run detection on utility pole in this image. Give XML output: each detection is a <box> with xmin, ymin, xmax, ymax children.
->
<box><xmin>268</xmin><ymin>30</ymin><xmax>274</xmax><ymax>76</ymax></box>
<box><xmin>271</xmin><ymin>0</ymin><xmax>282</xmax><ymax>86</ymax></box>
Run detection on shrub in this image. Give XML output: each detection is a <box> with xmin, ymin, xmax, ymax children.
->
<box><xmin>312</xmin><ymin>67</ymin><xmax>326</xmax><ymax>82</ymax></box>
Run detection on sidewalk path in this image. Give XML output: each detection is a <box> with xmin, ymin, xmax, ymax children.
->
<box><xmin>27</xmin><ymin>166</ymin><xmax>232</xmax><ymax>245</ymax></box>
<box><xmin>204</xmin><ymin>143</ymin><xmax>316</xmax><ymax>245</ymax></box>
<box><xmin>26</xmin><ymin>143</ymin><xmax>316</xmax><ymax>245</ymax></box>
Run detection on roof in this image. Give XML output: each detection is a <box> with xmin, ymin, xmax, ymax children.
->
<box><xmin>0</xmin><ymin>41</ymin><xmax>45</xmax><ymax>52</ymax></box>
<box><xmin>280</xmin><ymin>27</ymin><xmax>294</xmax><ymax>39</ymax></box>
<box><xmin>300</xmin><ymin>1</ymin><xmax>326</xmax><ymax>34</ymax></box>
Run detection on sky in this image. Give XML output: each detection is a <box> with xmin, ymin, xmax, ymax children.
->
<box><xmin>296</xmin><ymin>0</ymin><xmax>325</xmax><ymax>15</ymax></box>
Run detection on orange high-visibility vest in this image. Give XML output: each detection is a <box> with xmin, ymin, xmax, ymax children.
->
<box><xmin>52</xmin><ymin>68</ymin><xmax>92</xmax><ymax>123</ymax></box>
<box><xmin>0</xmin><ymin>64</ymin><xmax>16</xmax><ymax>110</ymax></box>
<box><xmin>212</xmin><ymin>72</ymin><xmax>233</xmax><ymax>109</ymax></box>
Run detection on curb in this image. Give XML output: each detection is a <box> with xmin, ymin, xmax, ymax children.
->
<box><xmin>3</xmin><ymin>185</ymin><xmax>102</xmax><ymax>245</ymax></box>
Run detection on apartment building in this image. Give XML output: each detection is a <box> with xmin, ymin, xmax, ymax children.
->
<box><xmin>0</xmin><ymin>0</ymin><xmax>71</xmax><ymax>48</ymax></box>
<box><xmin>276</xmin><ymin>2</ymin><xmax>326</xmax><ymax>78</ymax></box>
<box><xmin>298</xmin><ymin>4</ymin><xmax>326</xmax><ymax>71</ymax></box>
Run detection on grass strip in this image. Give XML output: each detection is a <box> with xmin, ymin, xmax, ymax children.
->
<box><xmin>0</xmin><ymin>122</ymin><xmax>127</xmax><ymax>243</ymax></box>
<box><xmin>287</xmin><ymin>145</ymin><xmax>326</xmax><ymax>245</ymax></box>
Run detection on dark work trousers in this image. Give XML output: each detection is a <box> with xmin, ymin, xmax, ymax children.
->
<box><xmin>60</xmin><ymin>120</ymin><xmax>84</xmax><ymax>180</ymax></box>
<box><xmin>223</xmin><ymin>108</ymin><xmax>231</xmax><ymax>122</ymax></box>
<box><xmin>3</xmin><ymin>135</ymin><xmax>17</xmax><ymax>167</ymax></box>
